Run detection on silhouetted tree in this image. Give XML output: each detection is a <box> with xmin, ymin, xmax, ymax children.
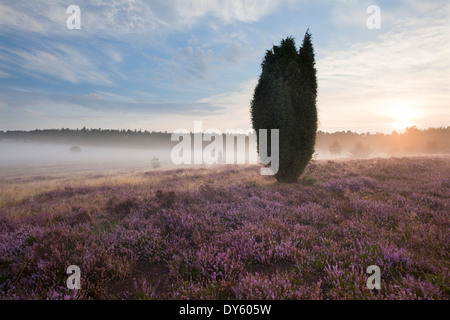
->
<box><xmin>329</xmin><ymin>139</ymin><xmax>341</xmax><ymax>155</ymax></box>
<box><xmin>251</xmin><ymin>30</ymin><xmax>318</xmax><ymax>183</ymax></box>
<box><xmin>350</xmin><ymin>141</ymin><xmax>372</xmax><ymax>158</ymax></box>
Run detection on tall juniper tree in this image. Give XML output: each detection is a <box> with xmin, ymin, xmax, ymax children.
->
<box><xmin>251</xmin><ymin>30</ymin><xmax>318</xmax><ymax>183</ymax></box>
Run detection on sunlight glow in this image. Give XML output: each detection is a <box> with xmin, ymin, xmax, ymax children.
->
<box><xmin>392</xmin><ymin>118</ymin><xmax>413</xmax><ymax>131</ymax></box>
<box><xmin>386</xmin><ymin>103</ymin><xmax>423</xmax><ymax>132</ymax></box>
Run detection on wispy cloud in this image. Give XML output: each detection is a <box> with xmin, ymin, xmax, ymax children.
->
<box><xmin>0</xmin><ymin>1</ymin><xmax>278</xmax><ymax>86</ymax></box>
<box><xmin>0</xmin><ymin>0</ymin><xmax>282</xmax><ymax>39</ymax></box>
<box><xmin>175</xmin><ymin>0</ymin><xmax>278</xmax><ymax>24</ymax></box>
<box><xmin>170</xmin><ymin>46</ymin><xmax>215</xmax><ymax>81</ymax></box>
<box><xmin>195</xmin><ymin>80</ymin><xmax>257</xmax><ymax>130</ymax></box>
<box><xmin>0</xmin><ymin>0</ymin><xmax>67</xmax><ymax>34</ymax></box>
<box><xmin>1</xmin><ymin>44</ymin><xmax>113</xmax><ymax>85</ymax></box>
<box><xmin>317</xmin><ymin>4</ymin><xmax>450</xmax><ymax>132</ymax></box>
<box><xmin>0</xmin><ymin>87</ymin><xmax>222</xmax><ymax>115</ymax></box>
<box><xmin>0</xmin><ymin>69</ymin><xmax>9</xmax><ymax>78</ymax></box>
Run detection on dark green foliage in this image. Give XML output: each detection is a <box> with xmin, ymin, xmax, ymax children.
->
<box><xmin>251</xmin><ymin>30</ymin><xmax>318</xmax><ymax>183</ymax></box>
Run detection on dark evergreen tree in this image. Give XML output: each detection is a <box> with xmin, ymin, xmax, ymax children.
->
<box><xmin>251</xmin><ymin>30</ymin><xmax>318</xmax><ymax>182</ymax></box>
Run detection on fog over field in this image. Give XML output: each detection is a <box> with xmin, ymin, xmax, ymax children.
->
<box><xmin>0</xmin><ymin>140</ymin><xmax>398</xmax><ymax>177</ymax></box>
<box><xmin>0</xmin><ymin>141</ymin><xmax>171</xmax><ymax>172</ymax></box>
<box><xmin>0</xmin><ymin>132</ymin><xmax>447</xmax><ymax>178</ymax></box>
<box><xmin>0</xmin><ymin>141</ymin><xmax>170</xmax><ymax>165</ymax></box>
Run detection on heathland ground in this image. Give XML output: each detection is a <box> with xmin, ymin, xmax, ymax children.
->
<box><xmin>0</xmin><ymin>156</ymin><xmax>448</xmax><ymax>299</ymax></box>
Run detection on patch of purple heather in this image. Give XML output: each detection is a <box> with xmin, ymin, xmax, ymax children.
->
<box><xmin>0</xmin><ymin>157</ymin><xmax>448</xmax><ymax>299</ymax></box>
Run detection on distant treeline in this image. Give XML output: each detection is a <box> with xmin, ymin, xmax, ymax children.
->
<box><xmin>0</xmin><ymin>127</ymin><xmax>173</xmax><ymax>149</ymax></box>
<box><xmin>315</xmin><ymin>126</ymin><xmax>450</xmax><ymax>157</ymax></box>
<box><xmin>1</xmin><ymin>126</ymin><xmax>449</xmax><ymax>157</ymax></box>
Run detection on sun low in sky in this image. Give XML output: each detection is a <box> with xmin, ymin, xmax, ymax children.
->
<box><xmin>384</xmin><ymin>103</ymin><xmax>424</xmax><ymax>132</ymax></box>
<box><xmin>392</xmin><ymin>119</ymin><xmax>413</xmax><ymax>132</ymax></box>
<box><xmin>0</xmin><ymin>0</ymin><xmax>448</xmax><ymax>134</ymax></box>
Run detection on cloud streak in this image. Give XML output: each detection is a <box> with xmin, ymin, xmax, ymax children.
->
<box><xmin>1</xmin><ymin>44</ymin><xmax>113</xmax><ymax>85</ymax></box>
<box><xmin>0</xmin><ymin>87</ymin><xmax>222</xmax><ymax>115</ymax></box>
<box><xmin>317</xmin><ymin>4</ymin><xmax>450</xmax><ymax>132</ymax></box>
<box><xmin>0</xmin><ymin>0</ymin><xmax>281</xmax><ymax>38</ymax></box>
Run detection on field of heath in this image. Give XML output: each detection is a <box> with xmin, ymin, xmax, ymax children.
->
<box><xmin>0</xmin><ymin>156</ymin><xmax>449</xmax><ymax>300</ymax></box>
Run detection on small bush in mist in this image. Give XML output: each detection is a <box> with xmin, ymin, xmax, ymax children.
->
<box><xmin>329</xmin><ymin>139</ymin><xmax>341</xmax><ymax>156</ymax></box>
<box><xmin>350</xmin><ymin>141</ymin><xmax>372</xmax><ymax>158</ymax></box>
<box><xmin>151</xmin><ymin>157</ymin><xmax>161</xmax><ymax>169</ymax></box>
<box><xmin>69</xmin><ymin>146</ymin><xmax>81</xmax><ymax>153</ymax></box>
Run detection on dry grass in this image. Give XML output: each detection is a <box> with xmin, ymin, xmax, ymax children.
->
<box><xmin>0</xmin><ymin>163</ymin><xmax>261</xmax><ymax>208</ymax></box>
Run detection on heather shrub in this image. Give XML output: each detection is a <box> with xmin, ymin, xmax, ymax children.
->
<box><xmin>106</xmin><ymin>196</ymin><xmax>140</xmax><ymax>218</ymax></box>
<box><xmin>232</xmin><ymin>272</ymin><xmax>322</xmax><ymax>300</ymax></box>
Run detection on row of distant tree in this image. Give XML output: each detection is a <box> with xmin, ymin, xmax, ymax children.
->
<box><xmin>315</xmin><ymin>126</ymin><xmax>450</xmax><ymax>157</ymax></box>
<box><xmin>1</xmin><ymin>126</ymin><xmax>449</xmax><ymax>157</ymax></box>
<box><xmin>0</xmin><ymin>127</ymin><xmax>173</xmax><ymax>149</ymax></box>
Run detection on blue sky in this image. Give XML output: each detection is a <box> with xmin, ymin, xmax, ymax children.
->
<box><xmin>0</xmin><ymin>0</ymin><xmax>448</xmax><ymax>133</ymax></box>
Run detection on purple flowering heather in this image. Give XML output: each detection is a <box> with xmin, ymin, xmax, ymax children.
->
<box><xmin>0</xmin><ymin>157</ymin><xmax>448</xmax><ymax>299</ymax></box>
